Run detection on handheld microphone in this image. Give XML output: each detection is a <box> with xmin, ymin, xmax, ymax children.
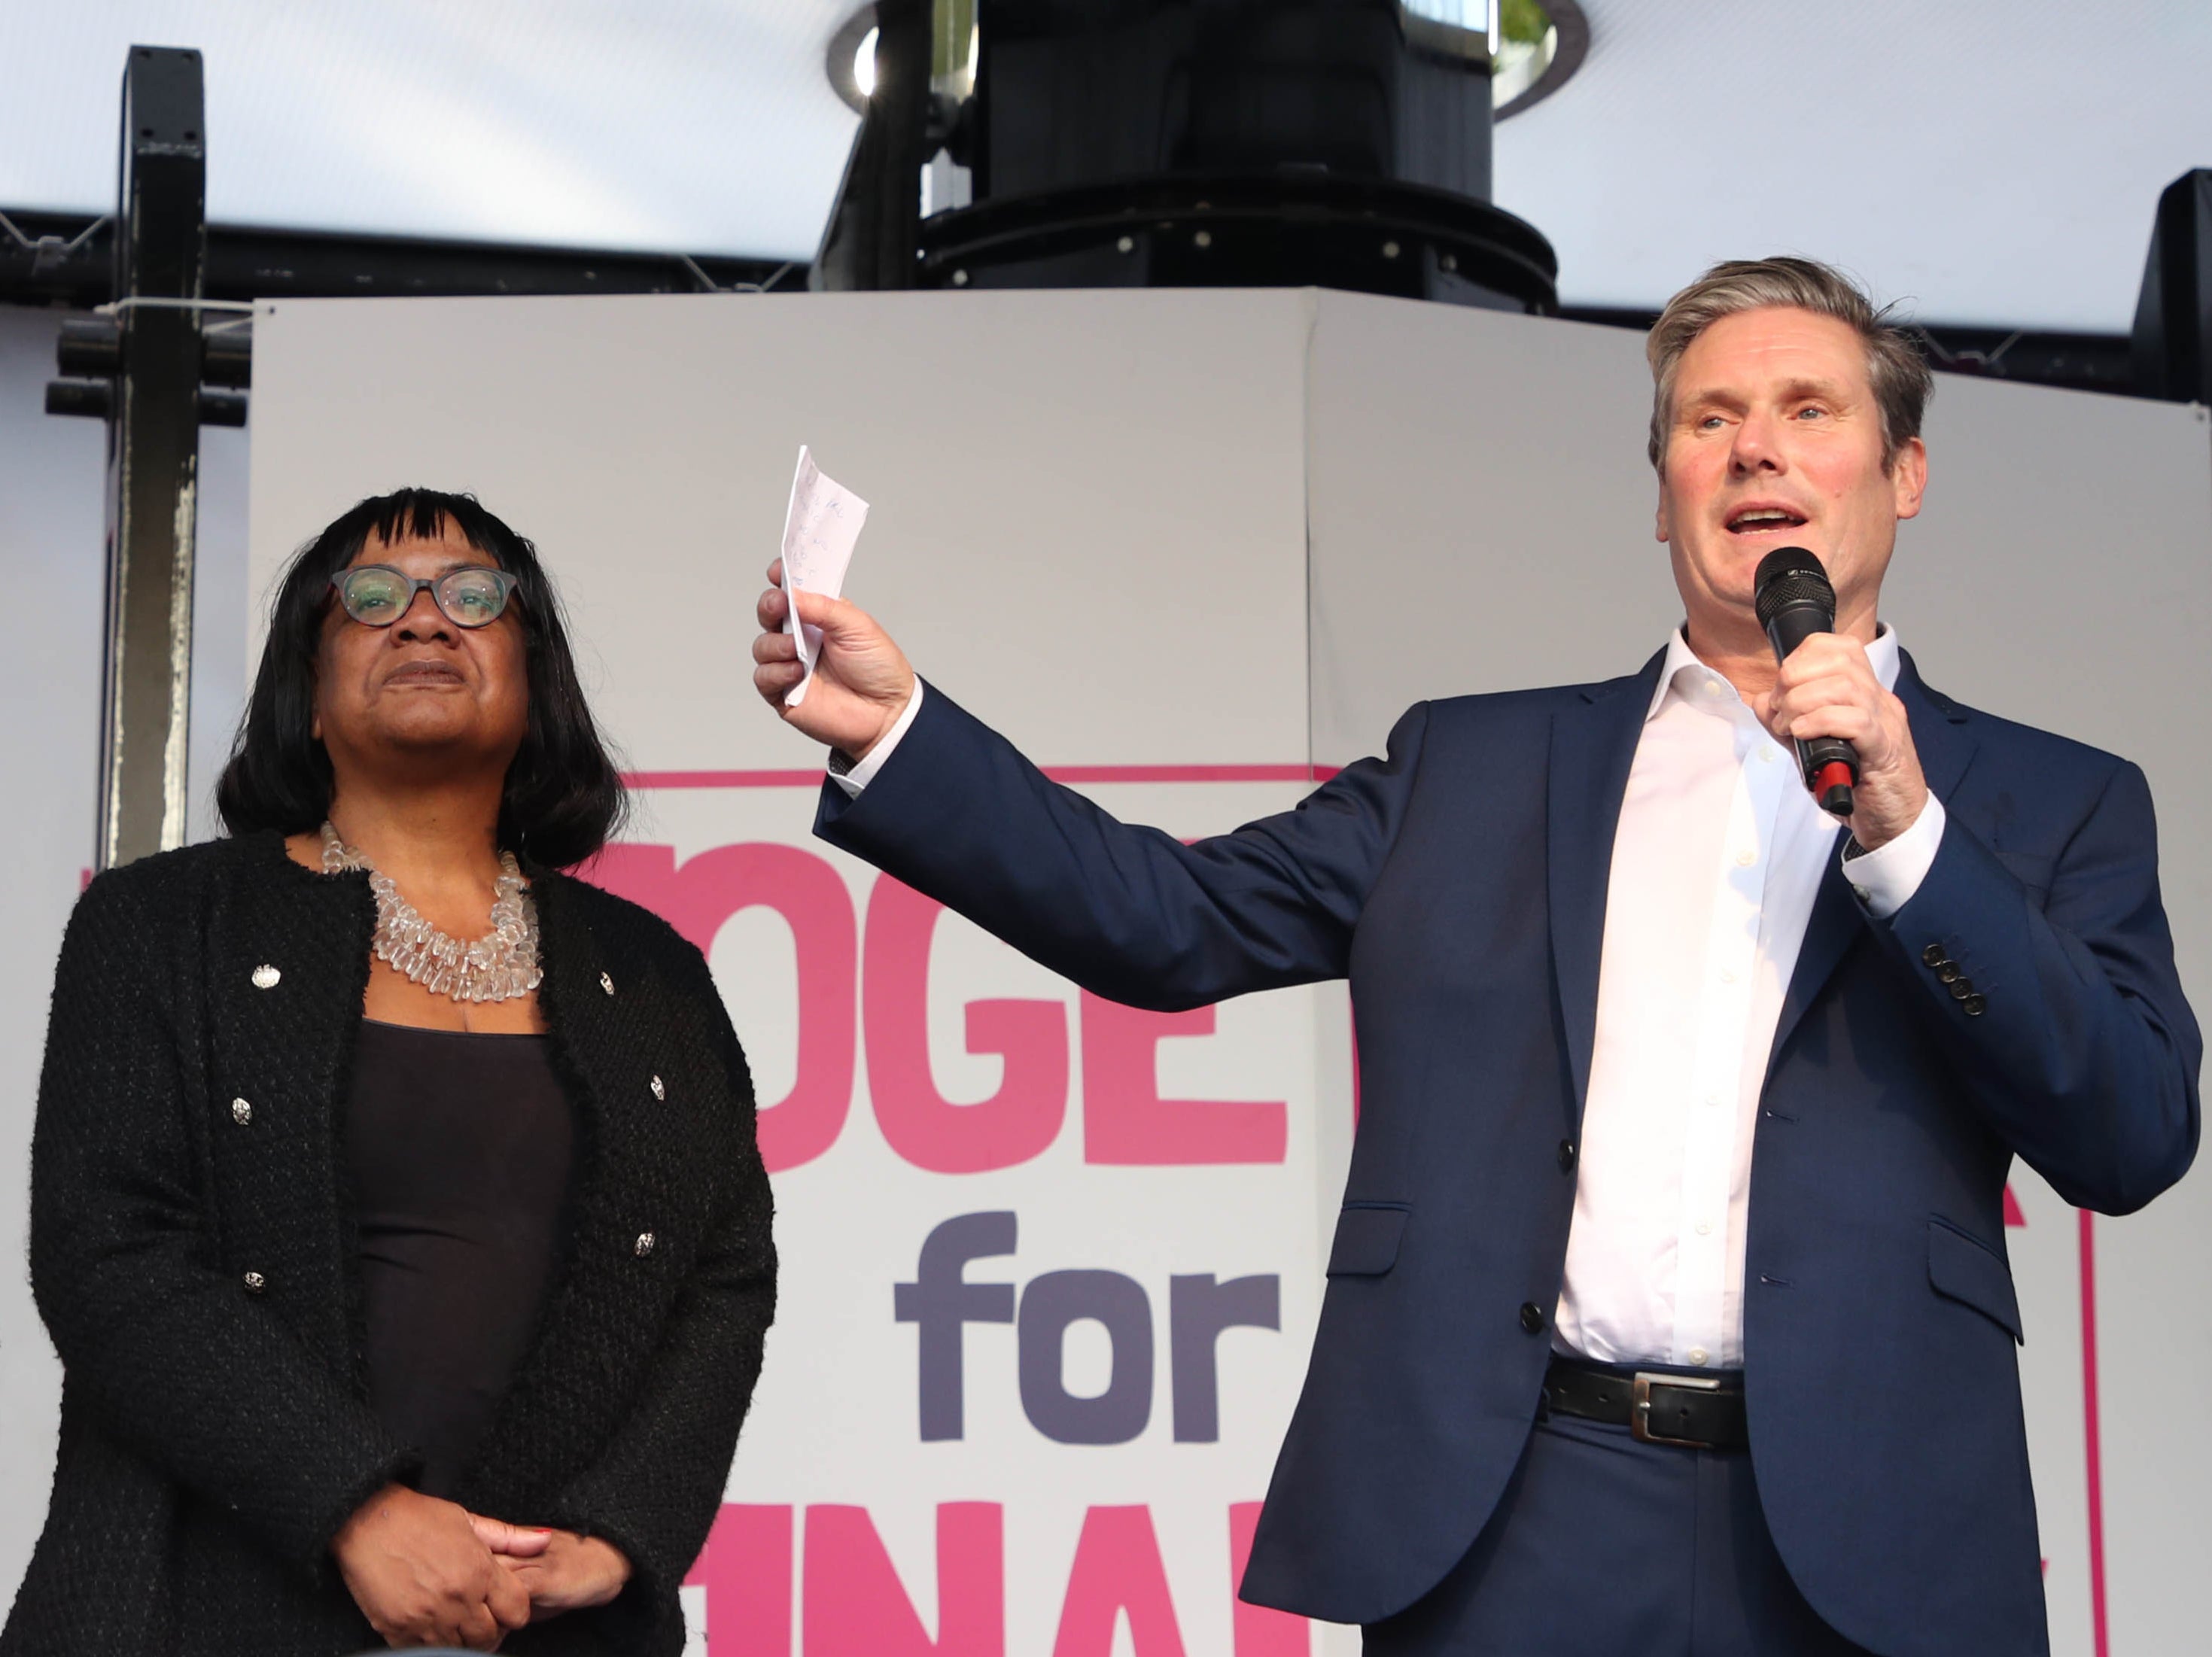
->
<box><xmin>1753</xmin><ymin>547</ymin><xmax>1858</xmax><ymax>816</ymax></box>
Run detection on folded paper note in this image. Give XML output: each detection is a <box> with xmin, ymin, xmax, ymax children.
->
<box><xmin>780</xmin><ymin>445</ymin><xmax>870</xmax><ymax>707</ymax></box>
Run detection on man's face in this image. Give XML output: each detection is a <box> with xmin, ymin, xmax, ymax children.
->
<box><xmin>1654</xmin><ymin>305</ymin><xmax>1925</xmax><ymax>642</ymax></box>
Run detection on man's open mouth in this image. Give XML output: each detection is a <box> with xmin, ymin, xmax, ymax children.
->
<box><xmin>1725</xmin><ymin>506</ymin><xmax>1808</xmax><ymax>534</ymax></box>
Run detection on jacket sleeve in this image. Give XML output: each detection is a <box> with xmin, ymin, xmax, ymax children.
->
<box><xmin>1879</xmin><ymin>759</ymin><xmax>2201</xmax><ymax>1213</ymax></box>
<box><xmin>539</xmin><ymin>938</ymin><xmax>777</xmax><ymax>1628</ymax></box>
<box><xmin>29</xmin><ymin>869</ymin><xmax>412</xmax><ymax>1576</ymax></box>
<box><xmin>816</xmin><ymin>680</ymin><xmax>1431</xmax><ymax>1011</ymax></box>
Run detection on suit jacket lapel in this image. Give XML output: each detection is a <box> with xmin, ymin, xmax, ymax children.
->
<box><xmin>1765</xmin><ymin>651</ymin><xmax>1979</xmax><ymax>1069</ymax></box>
<box><xmin>1549</xmin><ymin>651</ymin><xmax>1665</xmax><ymax>1126</ymax></box>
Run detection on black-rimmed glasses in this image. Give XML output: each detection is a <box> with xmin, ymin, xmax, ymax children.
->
<box><xmin>330</xmin><ymin>564</ymin><xmax>521</xmax><ymax>629</ymax></box>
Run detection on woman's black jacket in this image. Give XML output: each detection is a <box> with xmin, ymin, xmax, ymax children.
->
<box><xmin>2</xmin><ymin>832</ymin><xmax>776</xmax><ymax>1655</ymax></box>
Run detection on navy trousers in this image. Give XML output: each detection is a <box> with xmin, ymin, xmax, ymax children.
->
<box><xmin>1362</xmin><ymin>1406</ymin><xmax>1878</xmax><ymax>1656</ymax></box>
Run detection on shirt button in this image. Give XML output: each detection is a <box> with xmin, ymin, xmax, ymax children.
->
<box><xmin>1688</xmin><ymin>1347</ymin><xmax>1709</xmax><ymax>1366</ymax></box>
<box><xmin>634</xmin><ymin>1231</ymin><xmax>657</xmax><ymax>1258</ymax></box>
<box><xmin>1757</xmin><ymin>746</ymin><xmax>1774</xmax><ymax>764</ymax></box>
<box><xmin>230</xmin><ymin>1097</ymin><xmax>253</xmax><ymax>1126</ymax></box>
<box><xmin>1705</xmin><ymin>1093</ymin><xmax>1721</xmax><ymax>1109</ymax></box>
<box><xmin>1695</xmin><ymin>1221</ymin><xmax>1711</xmax><ymax>1236</ymax></box>
<box><xmin>1720</xmin><ymin>968</ymin><xmax>1737</xmax><ymax>984</ymax></box>
<box><xmin>1519</xmin><ymin>1302</ymin><xmax>1546</xmax><ymax>1333</ymax></box>
<box><xmin>1734</xmin><ymin>848</ymin><xmax>1755</xmax><ymax>867</ymax></box>
<box><xmin>1851</xmin><ymin>885</ymin><xmax>1871</xmax><ymax>902</ymax></box>
<box><xmin>600</xmin><ymin>971</ymin><xmax>616</xmax><ymax>996</ymax></box>
<box><xmin>251</xmin><ymin>964</ymin><xmax>281</xmax><ymax>990</ymax></box>
<box><xmin>650</xmin><ymin>1075</ymin><xmax>666</xmax><ymax>1100</ymax></box>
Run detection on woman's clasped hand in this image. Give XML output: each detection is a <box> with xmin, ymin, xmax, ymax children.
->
<box><xmin>332</xmin><ymin>1485</ymin><xmax>630</xmax><ymax>1649</ymax></box>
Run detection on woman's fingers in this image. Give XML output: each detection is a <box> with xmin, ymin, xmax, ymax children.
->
<box><xmin>468</xmin><ymin>1512</ymin><xmax>552</xmax><ymax>1556</ymax></box>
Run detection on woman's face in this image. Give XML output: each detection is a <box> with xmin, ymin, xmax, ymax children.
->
<box><xmin>312</xmin><ymin>521</ymin><xmax>531</xmax><ymax>787</ymax></box>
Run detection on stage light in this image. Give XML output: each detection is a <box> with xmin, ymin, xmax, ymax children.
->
<box><xmin>854</xmin><ymin>26</ymin><xmax>878</xmax><ymax>99</ymax></box>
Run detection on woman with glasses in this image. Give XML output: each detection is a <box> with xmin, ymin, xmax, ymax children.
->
<box><xmin>6</xmin><ymin>489</ymin><xmax>774</xmax><ymax>1656</ymax></box>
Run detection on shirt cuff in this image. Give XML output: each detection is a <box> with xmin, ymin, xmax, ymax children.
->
<box><xmin>1842</xmin><ymin>792</ymin><xmax>1946</xmax><ymax>919</ymax></box>
<box><xmin>827</xmin><ymin>680</ymin><xmax>924</xmax><ymax>798</ymax></box>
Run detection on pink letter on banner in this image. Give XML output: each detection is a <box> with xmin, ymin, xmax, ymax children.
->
<box><xmin>1052</xmin><ymin>1506</ymin><xmax>1188</xmax><ymax>1657</ymax></box>
<box><xmin>684</xmin><ymin>1503</ymin><xmax>793</xmax><ymax>1657</ymax></box>
<box><xmin>802</xmin><ymin>1503</ymin><xmax>1004</xmax><ymax>1656</ymax></box>
<box><xmin>1080</xmin><ymin>995</ymin><xmax>1286</xmax><ymax>1165</ymax></box>
<box><xmin>589</xmin><ymin>843</ymin><xmax>857</xmax><ymax>1172</ymax></box>
<box><xmin>865</xmin><ymin>874</ymin><xmax>1068</xmax><ymax>1172</ymax></box>
<box><xmin>1228</xmin><ymin>1503</ymin><xmax>1309</xmax><ymax>1656</ymax></box>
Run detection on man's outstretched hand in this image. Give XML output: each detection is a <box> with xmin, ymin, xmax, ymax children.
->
<box><xmin>753</xmin><ymin>558</ymin><xmax>915</xmax><ymax>760</ymax></box>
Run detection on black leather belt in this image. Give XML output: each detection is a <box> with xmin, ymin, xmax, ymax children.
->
<box><xmin>1542</xmin><ymin>1357</ymin><xmax>1748</xmax><ymax>1451</ymax></box>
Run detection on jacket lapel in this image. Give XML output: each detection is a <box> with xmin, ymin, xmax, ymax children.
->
<box><xmin>1765</xmin><ymin>651</ymin><xmax>1979</xmax><ymax>1069</ymax></box>
<box><xmin>1548</xmin><ymin>651</ymin><xmax>1665</xmax><ymax>1124</ymax></box>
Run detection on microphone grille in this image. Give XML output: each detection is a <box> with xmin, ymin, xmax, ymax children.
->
<box><xmin>1753</xmin><ymin>546</ymin><xmax>1834</xmax><ymax>628</ymax></box>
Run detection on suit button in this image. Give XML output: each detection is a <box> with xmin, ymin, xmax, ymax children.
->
<box><xmin>1962</xmin><ymin>994</ymin><xmax>1988</xmax><ymax>1017</ymax></box>
<box><xmin>230</xmin><ymin>1097</ymin><xmax>253</xmax><ymax>1126</ymax></box>
<box><xmin>1921</xmin><ymin>943</ymin><xmax>1948</xmax><ymax>968</ymax></box>
<box><xmin>1519</xmin><ymin>1302</ymin><xmax>1546</xmax><ymax>1333</ymax></box>
<box><xmin>242</xmin><ymin>1271</ymin><xmax>266</xmax><ymax>1295</ymax></box>
<box><xmin>1949</xmin><ymin>977</ymin><xmax>1976</xmax><ymax>1001</ymax></box>
<box><xmin>1557</xmin><ymin>1141</ymin><xmax>1578</xmax><ymax>1173</ymax></box>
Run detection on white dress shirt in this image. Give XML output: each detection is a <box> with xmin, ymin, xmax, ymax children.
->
<box><xmin>1552</xmin><ymin>628</ymin><xmax>1942</xmax><ymax>1369</ymax></box>
<box><xmin>836</xmin><ymin>634</ymin><xmax>1946</xmax><ymax>1370</ymax></box>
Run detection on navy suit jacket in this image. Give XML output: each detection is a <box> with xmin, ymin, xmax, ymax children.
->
<box><xmin>817</xmin><ymin>651</ymin><xmax>2200</xmax><ymax>1657</ymax></box>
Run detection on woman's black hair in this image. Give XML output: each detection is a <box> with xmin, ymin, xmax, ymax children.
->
<box><xmin>216</xmin><ymin>488</ymin><xmax>628</xmax><ymax>868</ymax></box>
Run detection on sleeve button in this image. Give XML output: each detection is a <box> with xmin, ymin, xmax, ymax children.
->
<box><xmin>1949</xmin><ymin>977</ymin><xmax>1976</xmax><ymax>1001</ymax></box>
<box><xmin>1921</xmin><ymin>943</ymin><xmax>1949</xmax><ymax>968</ymax></box>
<box><xmin>1962</xmin><ymin>994</ymin><xmax>1988</xmax><ymax>1017</ymax></box>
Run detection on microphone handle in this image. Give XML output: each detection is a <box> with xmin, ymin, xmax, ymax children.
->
<box><xmin>1765</xmin><ymin>604</ymin><xmax>1860</xmax><ymax>816</ymax></box>
<box><xmin>1795</xmin><ymin>735</ymin><xmax>1859</xmax><ymax>816</ymax></box>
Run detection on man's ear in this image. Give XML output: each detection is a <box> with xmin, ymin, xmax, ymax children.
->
<box><xmin>1654</xmin><ymin>482</ymin><xmax>1672</xmax><ymax>544</ymax></box>
<box><xmin>1890</xmin><ymin>436</ymin><xmax>1928</xmax><ymax>521</ymax></box>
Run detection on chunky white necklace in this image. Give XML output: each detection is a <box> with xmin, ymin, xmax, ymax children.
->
<box><xmin>320</xmin><ymin>822</ymin><xmax>543</xmax><ymax>1003</ymax></box>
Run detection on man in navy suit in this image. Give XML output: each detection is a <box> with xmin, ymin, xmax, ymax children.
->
<box><xmin>751</xmin><ymin>258</ymin><xmax>2200</xmax><ymax>1655</ymax></box>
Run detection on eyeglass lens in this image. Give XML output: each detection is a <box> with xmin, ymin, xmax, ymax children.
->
<box><xmin>336</xmin><ymin>565</ymin><xmax>513</xmax><ymax>628</ymax></box>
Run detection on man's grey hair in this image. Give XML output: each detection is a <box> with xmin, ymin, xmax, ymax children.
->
<box><xmin>1645</xmin><ymin>257</ymin><xmax>1934</xmax><ymax>472</ymax></box>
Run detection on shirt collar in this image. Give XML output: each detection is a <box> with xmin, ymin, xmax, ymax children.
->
<box><xmin>1647</xmin><ymin>623</ymin><xmax>1900</xmax><ymax>722</ymax></box>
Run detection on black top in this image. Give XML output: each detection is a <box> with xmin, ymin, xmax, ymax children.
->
<box><xmin>345</xmin><ymin>1020</ymin><xmax>576</xmax><ymax>1497</ymax></box>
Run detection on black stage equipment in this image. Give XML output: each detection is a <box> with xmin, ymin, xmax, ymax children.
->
<box><xmin>816</xmin><ymin>0</ymin><xmax>1559</xmax><ymax>312</ymax></box>
<box><xmin>41</xmin><ymin>46</ymin><xmax>233</xmax><ymax>868</ymax></box>
<box><xmin>2132</xmin><ymin>169</ymin><xmax>2212</xmax><ymax>405</ymax></box>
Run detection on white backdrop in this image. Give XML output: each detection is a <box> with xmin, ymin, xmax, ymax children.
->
<box><xmin>0</xmin><ymin>284</ymin><xmax>2195</xmax><ymax>1652</ymax></box>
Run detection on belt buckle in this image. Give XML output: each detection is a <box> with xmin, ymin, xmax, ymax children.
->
<box><xmin>1631</xmin><ymin>1371</ymin><xmax>1721</xmax><ymax>1448</ymax></box>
